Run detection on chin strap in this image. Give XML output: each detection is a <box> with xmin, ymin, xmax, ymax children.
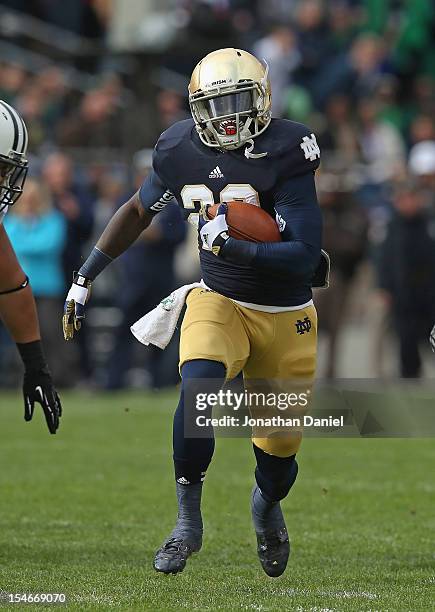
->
<box><xmin>244</xmin><ymin>139</ymin><xmax>268</xmax><ymax>159</ymax></box>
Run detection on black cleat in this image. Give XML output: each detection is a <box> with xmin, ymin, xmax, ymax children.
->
<box><xmin>255</xmin><ymin>528</ymin><xmax>290</xmax><ymax>577</ymax></box>
<box><xmin>154</xmin><ymin>481</ymin><xmax>204</xmax><ymax>574</ymax></box>
<box><xmin>153</xmin><ymin>535</ymin><xmax>202</xmax><ymax>575</ymax></box>
<box><xmin>251</xmin><ymin>486</ymin><xmax>290</xmax><ymax>577</ymax></box>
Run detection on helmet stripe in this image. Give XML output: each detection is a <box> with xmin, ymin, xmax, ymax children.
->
<box><xmin>10</xmin><ymin>103</ymin><xmax>26</xmax><ymax>153</ymax></box>
<box><xmin>19</xmin><ymin>112</ymin><xmax>28</xmax><ymax>153</ymax></box>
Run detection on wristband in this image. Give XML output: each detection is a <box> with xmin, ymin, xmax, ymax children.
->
<box><xmin>78</xmin><ymin>247</ymin><xmax>113</xmax><ymax>281</ymax></box>
<box><xmin>16</xmin><ymin>340</ymin><xmax>48</xmax><ymax>373</ymax></box>
<box><xmin>66</xmin><ymin>273</ymin><xmax>91</xmax><ymax>305</ymax></box>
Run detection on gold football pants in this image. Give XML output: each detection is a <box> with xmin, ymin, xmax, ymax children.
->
<box><xmin>179</xmin><ymin>288</ymin><xmax>318</xmax><ymax>457</ymax></box>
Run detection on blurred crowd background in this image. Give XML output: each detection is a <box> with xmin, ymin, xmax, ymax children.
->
<box><xmin>1</xmin><ymin>0</ymin><xmax>435</xmax><ymax>389</ymax></box>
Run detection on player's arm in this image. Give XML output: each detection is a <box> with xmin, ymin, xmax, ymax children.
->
<box><xmin>63</xmin><ymin>170</ymin><xmax>172</xmax><ymax>340</ymax></box>
<box><xmin>0</xmin><ymin>224</ymin><xmax>40</xmax><ymax>342</ymax></box>
<box><xmin>204</xmin><ymin>172</ymin><xmax>322</xmax><ymax>280</ymax></box>
<box><xmin>0</xmin><ymin>224</ymin><xmax>62</xmax><ymax>434</ymax></box>
<box><xmin>253</xmin><ymin>172</ymin><xmax>321</xmax><ymax>277</ymax></box>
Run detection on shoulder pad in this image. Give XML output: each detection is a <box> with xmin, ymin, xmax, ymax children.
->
<box><xmin>258</xmin><ymin>119</ymin><xmax>321</xmax><ymax>179</ymax></box>
<box><xmin>152</xmin><ymin>119</ymin><xmax>195</xmax><ymax>183</ymax></box>
<box><xmin>154</xmin><ymin>119</ymin><xmax>195</xmax><ymax>153</ymax></box>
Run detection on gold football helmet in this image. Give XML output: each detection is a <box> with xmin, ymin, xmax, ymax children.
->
<box><xmin>188</xmin><ymin>48</ymin><xmax>271</xmax><ymax>152</ymax></box>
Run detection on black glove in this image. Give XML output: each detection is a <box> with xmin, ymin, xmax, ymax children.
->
<box><xmin>17</xmin><ymin>340</ymin><xmax>62</xmax><ymax>435</ymax></box>
<box><xmin>23</xmin><ymin>367</ymin><xmax>62</xmax><ymax>434</ymax></box>
<box><xmin>312</xmin><ymin>250</ymin><xmax>330</xmax><ymax>288</ymax></box>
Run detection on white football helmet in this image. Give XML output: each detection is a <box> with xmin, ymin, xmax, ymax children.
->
<box><xmin>0</xmin><ymin>100</ymin><xmax>28</xmax><ymax>213</ymax></box>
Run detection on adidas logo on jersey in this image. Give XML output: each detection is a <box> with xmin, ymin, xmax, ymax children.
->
<box><xmin>209</xmin><ymin>166</ymin><xmax>224</xmax><ymax>179</ymax></box>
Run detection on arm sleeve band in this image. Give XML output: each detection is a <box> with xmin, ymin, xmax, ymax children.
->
<box><xmin>139</xmin><ymin>169</ymin><xmax>174</xmax><ymax>215</ymax></box>
<box><xmin>78</xmin><ymin>247</ymin><xmax>113</xmax><ymax>281</ymax></box>
<box><xmin>0</xmin><ymin>276</ymin><xmax>29</xmax><ymax>295</ymax></box>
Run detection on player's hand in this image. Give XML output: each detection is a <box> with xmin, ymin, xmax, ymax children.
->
<box><xmin>430</xmin><ymin>323</ymin><xmax>435</xmax><ymax>352</ymax></box>
<box><xmin>23</xmin><ymin>368</ymin><xmax>62</xmax><ymax>434</ymax></box>
<box><xmin>63</xmin><ymin>273</ymin><xmax>92</xmax><ymax>341</ymax></box>
<box><xmin>200</xmin><ymin>203</ymin><xmax>230</xmax><ymax>256</ymax></box>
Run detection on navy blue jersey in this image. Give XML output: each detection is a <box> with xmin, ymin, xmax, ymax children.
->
<box><xmin>139</xmin><ymin>118</ymin><xmax>322</xmax><ymax>306</ymax></box>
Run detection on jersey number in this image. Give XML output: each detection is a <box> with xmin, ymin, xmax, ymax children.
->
<box><xmin>181</xmin><ymin>184</ymin><xmax>259</xmax><ymax>223</ymax></box>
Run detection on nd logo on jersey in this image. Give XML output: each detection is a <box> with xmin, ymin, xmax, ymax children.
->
<box><xmin>300</xmin><ymin>134</ymin><xmax>320</xmax><ymax>162</ymax></box>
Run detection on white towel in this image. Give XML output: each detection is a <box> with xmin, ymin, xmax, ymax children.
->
<box><xmin>130</xmin><ymin>282</ymin><xmax>204</xmax><ymax>349</ymax></box>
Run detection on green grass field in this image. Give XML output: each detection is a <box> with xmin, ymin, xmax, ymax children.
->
<box><xmin>0</xmin><ymin>390</ymin><xmax>434</xmax><ymax>611</ymax></box>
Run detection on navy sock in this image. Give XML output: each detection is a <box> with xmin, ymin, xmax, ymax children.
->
<box><xmin>173</xmin><ymin>359</ymin><xmax>226</xmax><ymax>485</ymax></box>
<box><xmin>253</xmin><ymin>444</ymin><xmax>298</xmax><ymax>502</ymax></box>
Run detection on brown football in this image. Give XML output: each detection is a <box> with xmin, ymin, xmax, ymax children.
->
<box><xmin>207</xmin><ymin>201</ymin><xmax>281</xmax><ymax>243</ymax></box>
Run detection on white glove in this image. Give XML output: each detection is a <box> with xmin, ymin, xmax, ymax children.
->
<box><xmin>200</xmin><ymin>203</ymin><xmax>230</xmax><ymax>256</ymax></box>
<box><xmin>62</xmin><ymin>274</ymin><xmax>92</xmax><ymax>340</ymax></box>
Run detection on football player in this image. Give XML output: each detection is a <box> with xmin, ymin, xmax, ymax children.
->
<box><xmin>63</xmin><ymin>49</ymin><xmax>324</xmax><ymax>575</ymax></box>
<box><xmin>0</xmin><ymin>100</ymin><xmax>62</xmax><ymax>434</ymax></box>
